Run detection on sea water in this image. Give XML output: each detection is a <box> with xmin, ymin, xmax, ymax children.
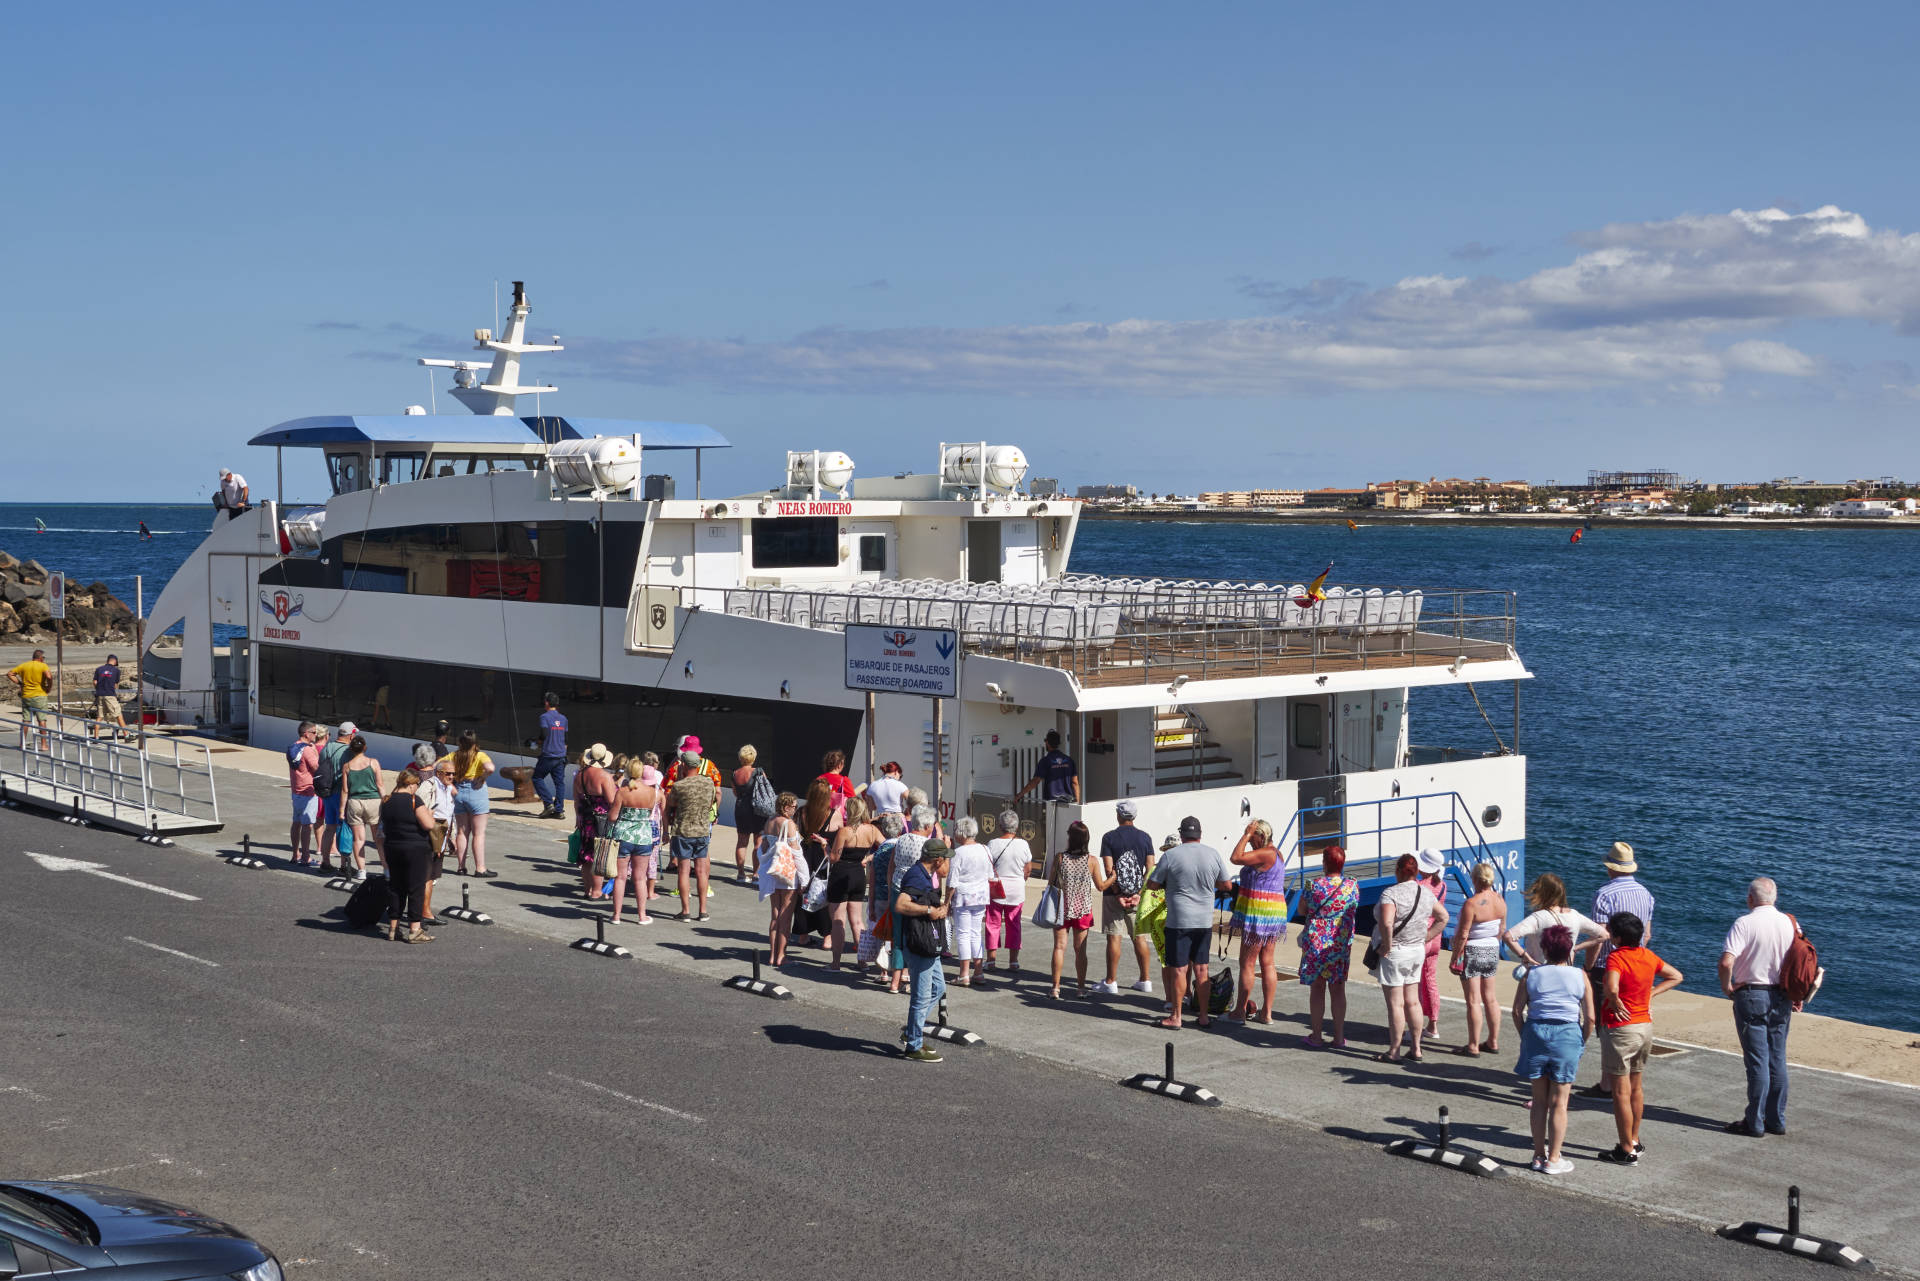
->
<box><xmin>3</xmin><ymin>503</ymin><xmax>1913</xmax><ymax>1031</ymax></box>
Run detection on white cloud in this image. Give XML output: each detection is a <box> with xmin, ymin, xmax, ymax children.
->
<box><xmin>566</xmin><ymin>205</ymin><xmax>1920</xmax><ymax>398</ymax></box>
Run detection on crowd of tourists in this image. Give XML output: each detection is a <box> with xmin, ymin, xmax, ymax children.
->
<box><xmin>283</xmin><ymin>698</ymin><xmax>1819</xmax><ymax>1165</ymax></box>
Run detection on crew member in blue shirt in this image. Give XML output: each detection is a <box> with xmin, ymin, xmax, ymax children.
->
<box><xmin>1015</xmin><ymin>730</ymin><xmax>1080</xmax><ymax>805</ymax></box>
<box><xmin>533</xmin><ymin>692</ymin><xmax>569</xmax><ymax>818</ymax></box>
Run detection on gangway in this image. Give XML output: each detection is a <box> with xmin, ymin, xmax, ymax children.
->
<box><xmin>0</xmin><ymin>712</ymin><xmax>222</xmax><ymax>839</ymax></box>
<box><xmin>1271</xmin><ymin>791</ymin><xmax>1507</xmax><ymax>921</ymax></box>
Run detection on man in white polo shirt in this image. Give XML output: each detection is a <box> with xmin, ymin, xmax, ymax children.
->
<box><xmin>1718</xmin><ymin>876</ymin><xmax>1798</xmax><ymax>1138</ymax></box>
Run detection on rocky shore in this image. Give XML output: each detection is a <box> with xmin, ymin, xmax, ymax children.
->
<box><xmin>0</xmin><ymin>549</ymin><xmax>139</xmax><ymax>645</ymax></box>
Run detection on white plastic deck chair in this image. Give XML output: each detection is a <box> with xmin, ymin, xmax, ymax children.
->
<box><xmin>926</xmin><ymin>599</ymin><xmax>957</xmax><ymax>630</ymax></box>
<box><xmin>1358</xmin><ymin>587</ymin><xmax>1385</xmax><ymax>636</ymax></box>
<box><xmin>787</xmin><ymin>594</ymin><xmax>813</xmax><ymax>628</ymax></box>
<box><xmin>855</xmin><ymin>595</ymin><xmax>884</xmax><ymax>624</ymax></box>
<box><xmin>816</xmin><ymin>593</ymin><xmax>849</xmax><ymax>626</ymax></box>
<box><xmin>1399</xmin><ymin>589</ymin><xmax>1424</xmax><ymax>652</ymax></box>
<box><xmin>1041</xmin><ymin>604</ymin><xmax>1072</xmax><ymax>652</ymax></box>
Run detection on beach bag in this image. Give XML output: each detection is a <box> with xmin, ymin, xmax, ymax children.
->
<box><xmin>749</xmin><ymin>768</ymin><xmax>778</xmax><ymax>820</ymax></box>
<box><xmin>1781</xmin><ymin>914</ymin><xmax>1820</xmax><ymax>1004</ymax></box>
<box><xmin>802</xmin><ymin>858</ymin><xmax>831</xmax><ymax>914</ymax></box>
<box><xmin>857</xmin><ymin>919</ymin><xmax>886</xmax><ymax>965</ymax></box>
<box><xmin>1134</xmin><ymin>885</ymin><xmax>1168</xmax><ymax>962</ymax></box>
<box><xmin>590</xmin><ymin>837</ymin><xmax>620</xmax><ymax>881</ymax></box>
<box><xmin>1031</xmin><ymin>887</ymin><xmax>1063</xmax><ymax>929</ymax></box>
<box><xmin>1208</xmin><ymin>965</ymin><xmax>1236</xmax><ymax>1016</ymax></box>
<box><xmin>761</xmin><ymin>827</ymin><xmax>799</xmax><ymax>888</ymax></box>
<box><xmin>566</xmin><ymin>830</ymin><xmax>583</xmax><ymax>865</ymax></box>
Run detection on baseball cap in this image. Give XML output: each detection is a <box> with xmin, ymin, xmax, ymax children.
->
<box><xmin>434</xmin><ymin>719</ymin><xmax>450</xmax><ymax>734</ymax></box>
<box><xmin>1178</xmin><ymin>816</ymin><xmax>1202</xmax><ymax>841</ymax></box>
<box><xmin>1115</xmin><ymin>799</ymin><xmax>1139</xmax><ymax>820</ymax></box>
<box><xmin>336</xmin><ymin>721</ymin><xmax>358</xmax><ymax>737</ymax></box>
<box><xmin>920</xmin><ymin>838</ymin><xmax>951</xmax><ymax>861</ymax></box>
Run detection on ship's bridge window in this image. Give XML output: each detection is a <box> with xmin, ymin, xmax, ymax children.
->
<box><xmin>380</xmin><ymin>452</ymin><xmax>426</xmax><ymax>485</ymax></box>
<box><xmin>327</xmin><ymin>451</ymin><xmax>370</xmax><ymax>494</ymax></box>
<box><xmin>752</xmin><ymin>517</ymin><xmax>840</xmax><ymax>569</ymax></box>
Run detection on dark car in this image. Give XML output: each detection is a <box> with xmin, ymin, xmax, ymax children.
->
<box><xmin>0</xmin><ymin>1181</ymin><xmax>279</xmax><ymax>1280</ymax></box>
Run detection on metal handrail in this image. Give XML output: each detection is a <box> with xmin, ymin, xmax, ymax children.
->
<box><xmin>712</xmin><ymin>583</ymin><xmax>1517</xmax><ymax>683</ymax></box>
<box><xmin>1</xmin><ymin>711</ymin><xmax>221</xmax><ymax>826</ymax></box>
<box><xmin>1274</xmin><ymin>791</ymin><xmax>1499</xmax><ymax>908</ymax></box>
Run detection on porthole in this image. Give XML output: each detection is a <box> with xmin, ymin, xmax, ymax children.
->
<box><xmin>1482</xmin><ymin>805</ymin><xmax>1502</xmax><ymax>828</ymax></box>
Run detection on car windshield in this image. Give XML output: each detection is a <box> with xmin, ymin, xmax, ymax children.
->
<box><xmin>0</xmin><ymin>1186</ymin><xmax>97</xmax><ymax>1244</ymax></box>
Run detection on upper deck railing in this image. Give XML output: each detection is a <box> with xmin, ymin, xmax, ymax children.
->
<box><xmin>711</xmin><ymin>574</ymin><xmax>1517</xmax><ymax>686</ymax></box>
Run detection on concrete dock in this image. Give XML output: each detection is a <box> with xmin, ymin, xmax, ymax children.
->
<box><xmin>14</xmin><ymin>734</ymin><xmax>1913</xmax><ymax>1276</ymax></box>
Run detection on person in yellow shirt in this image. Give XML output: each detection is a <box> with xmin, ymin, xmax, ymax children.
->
<box><xmin>8</xmin><ymin>648</ymin><xmax>54</xmax><ymax>747</ymax></box>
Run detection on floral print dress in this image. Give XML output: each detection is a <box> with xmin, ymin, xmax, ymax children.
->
<box><xmin>1296</xmin><ymin>874</ymin><xmax>1360</xmax><ymax>984</ymax></box>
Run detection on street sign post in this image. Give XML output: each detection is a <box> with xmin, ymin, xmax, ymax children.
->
<box><xmin>49</xmin><ymin>571</ymin><xmax>65</xmax><ymax>731</ymax></box>
<box><xmin>845</xmin><ymin>623</ymin><xmax>959</xmax><ymax>817</ymax></box>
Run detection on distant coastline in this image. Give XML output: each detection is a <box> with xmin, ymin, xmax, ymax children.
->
<box><xmin>1079</xmin><ymin>508</ymin><xmax>1920</xmax><ymax>532</ymax></box>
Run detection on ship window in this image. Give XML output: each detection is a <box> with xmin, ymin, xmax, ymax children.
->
<box><xmin>1293</xmin><ymin>702</ymin><xmax>1324</xmax><ymax>750</ymax></box>
<box><xmin>751</xmin><ymin>517</ymin><xmax>840</xmax><ymax>568</ymax></box>
<box><xmin>327</xmin><ymin>452</ymin><xmax>369</xmax><ymax>494</ymax></box>
<box><xmin>380</xmin><ymin>452</ymin><xmax>426</xmax><ymax>485</ymax></box>
<box><xmin>858</xmin><ymin>534</ymin><xmax>887</xmax><ymax>573</ymax></box>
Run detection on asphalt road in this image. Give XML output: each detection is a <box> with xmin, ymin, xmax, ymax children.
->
<box><xmin>0</xmin><ymin>808</ymin><xmax>1819</xmax><ymax>1280</ymax></box>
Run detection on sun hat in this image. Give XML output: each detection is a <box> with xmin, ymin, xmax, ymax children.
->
<box><xmin>584</xmin><ymin>743</ymin><xmax>614</xmax><ymax>768</ymax></box>
<box><xmin>679</xmin><ymin>734</ymin><xmax>702</xmax><ymax>754</ymax></box>
<box><xmin>1415</xmin><ymin>847</ymin><xmax>1446</xmax><ymax>875</ymax></box>
<box><xmin>1603</xmin><ymin>842</ymin><xmax>1638</xmax><ymax>874</ymax></box>
<box><xmin>1116</xmin><ymin>799</ymin><xmax>1139</xmax><ymax>820</ymax></box>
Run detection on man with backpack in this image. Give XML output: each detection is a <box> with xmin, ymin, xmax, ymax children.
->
<box><xmin>1718</xmin><ymin>876</ymin><xmax>1811</xmax><ymax>1138</ymax></box>
<box><xmin>315</xmin><ymin>721</ymin><xmax>356</xmax><ymax>873</ymax></box>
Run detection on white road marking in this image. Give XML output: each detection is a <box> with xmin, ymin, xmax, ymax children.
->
<box><xmin>54</xmin><ymin>1157</ymin><xmax>172</xmax><ymax>1181</ymax></box>
<box><xmin>22</xmin><ymin>851</ymin><xmax>200</xmax><ymax>901</ymax></box>
<box><xmin>546</xmin><ymin>1071</ymin><xmax>705</xmax><ymax>1123</ymax></box>
<box><xmin>124</xmin><ymin>936</ymin><xmax>219</xmax><ymax>967</ymax></box>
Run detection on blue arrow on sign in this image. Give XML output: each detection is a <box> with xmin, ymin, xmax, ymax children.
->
<box><xmin>935</xmin><ymin>632</ymin><xmax>956</xmax><ymax>661</ymax></box>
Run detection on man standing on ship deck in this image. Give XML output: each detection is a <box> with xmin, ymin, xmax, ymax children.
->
<box><xmin>1719</xmin><ymin>877</ymin><xmax>1799</xmax><ymax>1138</ymax></box>
<box><xmin>533</xmin><ymin>693</ymin><xmax>568</xmax><ymax>819</ymax></box>
<box><xmin>1015</xmin><ymin>730</ymin><xmax>1080</xmax><ymax>806</ymax></box>
<box><xmin>217</xmin><ymin>468</ymin><xmax>250</xmax><ymax>519</ymax></box>
<box><xmin>1583</xmin><ymin>842</ymin><xmax>1655</xmax><ymax>1099</ymax></box>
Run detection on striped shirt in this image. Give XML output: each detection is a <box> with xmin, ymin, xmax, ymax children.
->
<box><xmin>1591</xmin><ymin>875</ymin><xmax>1655</xmax><ymax>966</ymax></box>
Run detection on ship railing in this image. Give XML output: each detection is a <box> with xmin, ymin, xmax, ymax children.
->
<box><xmin>714</xmin><ymin>581</ymin><xmax>1516</xmax><ymax>681</ymax></box>
<box><xmin>0</xmin><ymin>710</ymin><xmax>222</xmax><ymax>830</ymax></box>
<box><xmin>1272</xmin><ymin>791</ymin><xmax>1503</xmax><ymax>912</ymax></box>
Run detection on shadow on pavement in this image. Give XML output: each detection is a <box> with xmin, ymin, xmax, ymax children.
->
<box><xmin>761</xmin><ymin>1023</ymin><xmax>898</xmax><ymax>1058</ymax></box>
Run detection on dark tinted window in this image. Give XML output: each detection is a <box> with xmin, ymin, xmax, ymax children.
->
<box><xmin>751</xmin><ymin>517</ymin><xmax>839</xmax><ymax>568</ymax></box>
<box><xmin>260</xmin><ymin>519</ymin><xmax>643</xmax><ymax>607</ymax></box>
<box><xmin>257</xmin><ymin>644</ymin><xmax>860</xmax><ymax>793</ymax></box>
<box><xmin>858</xmin><ymin>534</ymin><xmax>887</xmax><ymax>573</ymax></box>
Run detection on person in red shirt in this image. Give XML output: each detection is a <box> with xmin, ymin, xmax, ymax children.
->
<box><xmin>1598</xmin><ymin>911</ymin><xmax>1683</xmax><ymax>1165</ymax></box>
<box><xmin>817</xmin><ymin>750</ymin><xmax>856</xmax><ymax>815</ymax></box>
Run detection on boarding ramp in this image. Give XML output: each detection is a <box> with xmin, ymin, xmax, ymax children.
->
<box><xmin>0</xmin><ymin>711</ymin><xmax>222</xmax><ymax>838</ymax></box>
<box><xmin>1275</xmin><ymin>791</ymin><xmax>1502</xmax><ymax>917</ymax></box>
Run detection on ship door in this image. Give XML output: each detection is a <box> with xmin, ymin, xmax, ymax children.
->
<box><xmin>848</xmin><ymin>522</ymin><xmax>896</xmax><ymax>580</ymax></box>
<box><xmin>692</xmin><ymin>520</ymin><xmax>741</xmax><ymax>612</ymax></box>
<box><xmin>966</xmin><ymin>521</ymin><xmax>1002</xmax><ymax>583</ymax></box>
<box><xmin>1000</xmin><ymin>518</ymin><xmax>1042</xmax><ymax>585</ymax></box>
<box><xmin>1296</xmin><ymin>774</ymin><xmax>1345</xmax><ymax>859</ymax></box>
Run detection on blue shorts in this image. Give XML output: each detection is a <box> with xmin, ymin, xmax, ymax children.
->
<box><xmin>321</xmin><ymin>792</ymin><xmax>343</xmax><ymax>825</ymax></box>
<box><xmin>454</xmin><ymin>782</ymin><xmax>491</xmax><ymax>815</ymax></box>
<box><xmin>673</xmin><ymin>835</ymin><xmax>710</xmax><ymax>863</ymax></box>
<box><xmin>1516</xmin><ymin>1019</ymin><xmax>1585</xmax><ymax>1084</ymax></box>
<box><xmin>291</xmin><ymin>794</ymin><xmax>319</xmax><ymax>824</ymax></box>
<box><xmin>1165</xmin><ymin>926</ymin><xmax>1211</xmax><ymax>969</ymax></box>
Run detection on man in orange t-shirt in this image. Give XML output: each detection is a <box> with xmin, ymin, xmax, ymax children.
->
<box><xmin>1598</xmin><ymin>911</ymin><xmax>1683</xmax><ymax>1165</ymax></box>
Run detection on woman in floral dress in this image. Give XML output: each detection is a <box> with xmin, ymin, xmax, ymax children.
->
<box><xmin>1296</xmin><ymin>845</ymin><xmax>1359</xmax><ymax>1049</ymax></box>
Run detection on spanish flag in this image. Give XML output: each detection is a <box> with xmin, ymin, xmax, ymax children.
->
<box><xmin>1294</xmin><ymin>562</ymin><xmax>1332</xmax><ymax>609</ymax></box>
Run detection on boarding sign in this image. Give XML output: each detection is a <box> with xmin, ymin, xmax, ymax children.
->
<box><xmin>845</xmin><ymin>623</ymin><xmax>958</xmax><ymax>698</ymax></box>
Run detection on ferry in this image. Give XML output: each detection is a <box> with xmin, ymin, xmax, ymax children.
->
<box><xmin>146</xmin><ymin>283</ymin><xmax>1533</xmax><ymax>913</ymax></box>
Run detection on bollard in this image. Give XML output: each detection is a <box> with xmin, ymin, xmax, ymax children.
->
<box><xmin>1121</xmin><ymin>1039</ymin><xmax>1220</xmax><ymax>1106</ymax></box>
<box><xmin>226</xmin><ymin>830</ymin><xmax>268</xmax><ymax>869</ymax></box>
<box><xmin>1383</xmin><ymin>1106</ymin><xmax>1506</xmax><ymax>1177</ymax></box>
<box><xmin>442</xmin><ymin>879</ymin><xmax>494</xmax><ymax>925</ymax></box>
<box><xmin>571</xmin><ymin>911</ymin><xmax>630</xmax><ymax>959</ymax></box>
<box><xmin>1718</xmin><ymin>1185</ymin><xmax>1874</xmax><ymax>1270</ymax></box>
<box><xmin>922</xmin><ymin>994</ymin><xmax>984</xmax><ymax>1047</ymax></box>
<box><xmin>724</xmin><ymin>948</ymin><xmax>793</xmax><ymax>999</ymax></box>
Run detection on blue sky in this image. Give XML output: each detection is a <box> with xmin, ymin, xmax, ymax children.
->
<box><xmin>6</xmin><ymin>0</ymin><xmax>1920</xmax><ymax>500</ymax></box>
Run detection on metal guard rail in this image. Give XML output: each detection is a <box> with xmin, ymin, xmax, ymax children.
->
<box><xmin>2</xmin><ymin>710</ymin><xmax>221</xmax><ymax>828</ymax></box>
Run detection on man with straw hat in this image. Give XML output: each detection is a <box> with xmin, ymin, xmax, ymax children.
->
<box><xmin>1582</xmin><ymin>841</ymin><xmax>1656</xmax><ymax>1099</ymax></box>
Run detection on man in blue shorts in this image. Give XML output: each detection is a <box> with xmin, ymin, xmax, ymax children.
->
<box><xmin>1147</xmin><ymin>816</ymin><xmax>1233</xmax><ymax>1029</ymax></box>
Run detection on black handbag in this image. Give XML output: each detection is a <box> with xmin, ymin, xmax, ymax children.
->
<box><xmin>901</xmin><ymin>880</ymin><xmax>944</xmax><ymax>957</ymax></box>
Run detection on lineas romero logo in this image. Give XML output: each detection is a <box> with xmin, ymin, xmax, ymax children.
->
<box><xmin>259</xmin><ymin>590</ymin><xmax>304</xmax><ymax>624</ymax></box>
<box><xmin>883</xmin><ymin>630</ymin><xmax>916</xmax><ymax>648</ymax></box>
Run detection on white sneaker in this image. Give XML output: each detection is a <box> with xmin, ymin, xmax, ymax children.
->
<box><xmin>1542</xmin><ymin>1158</ymin><xmax>1574</xmax><ymax>1176</ymax></box>
<box><xmin>1096</xmin><ymin>981</ymin><xmax>1121</xmax><ymax>996</ymax></box>
<box><xmin>1130</xmin><ymin>980</ymin><xmax>1154</xmax><ymax>994</ymax></box>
